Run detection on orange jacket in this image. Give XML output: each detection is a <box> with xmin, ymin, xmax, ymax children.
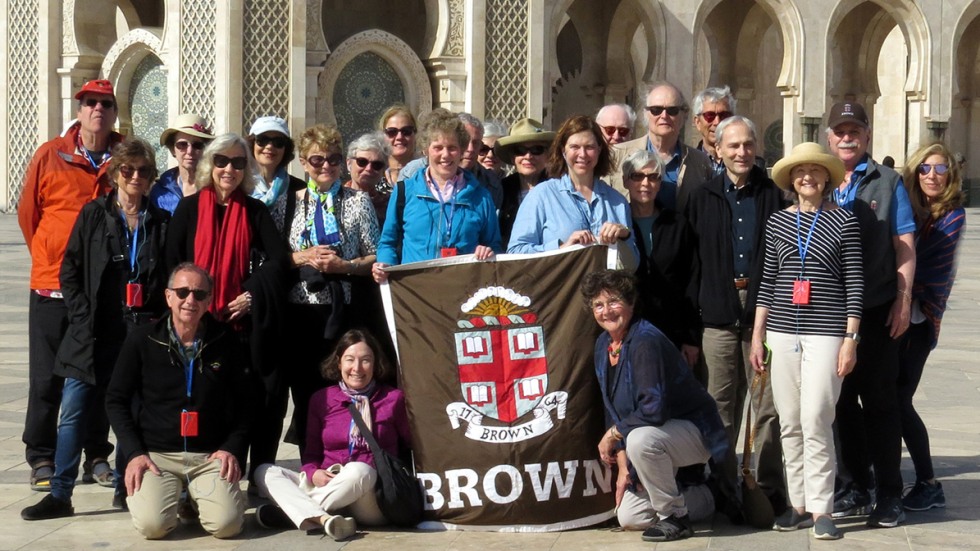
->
<box><xmin>17</xmin><ymin>123</ymin><xmax>122</xmax><ymax>289</ymax></box>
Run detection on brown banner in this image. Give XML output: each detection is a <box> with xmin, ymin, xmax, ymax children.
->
<box><xmin>384</xmin><ymin>246</ymin><xmax>616</xmax><ymax>530</ymax></box>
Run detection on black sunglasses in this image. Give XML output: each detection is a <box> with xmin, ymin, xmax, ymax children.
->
<box><xmin>646</xmin><ymin>105</ymin><xmax>687</xmax><ymax>117</ymax></box>
<box><xmin>699</xmin><ymin>110</ymin><xmax>733</xmax><ymax>124</ymax></box>
<box><xmin>354</xmin><ymin>157</ymin><xmax>385</xmax><ymax>171</ymax></box>
<box><xmin>119</xmin><ymin>165</ymin><xmax>153</xmax><ymax>179</ymax></box>
<box><xmin>169</xmin><ymin>287</ymin><xmax>210</xmax><ymax>300</ymax></box>
<box><xmin>514</xmin><ymin>144</ymin><xmax>547</xmax><ymax>156</ymax></box>
<box><xmin>175</xmin><ymin>140</ymin><xmax>206</xmax><ymax>152</ymax></box>
<box><xmin>479</xmin><ymin>144</ymin><xmax>493</xmax><ymax>155</ymax></box>
<box><xmin>255</xmin><ymin>135</ymin><xmax>289</xmax><ymax>149</ymax></box>
<box><xmin>306</xmin><ymin>154</ymin><xmax>344</xmax><ymax>168</ymax></box>
<box><xmin>83</xmin><ymin>98</ymin><xmax>115</xmax><ymax>109</ymax></box>
<box><xmin>213</xmin><ymin>154</ymin><xmax>248</xmax><ymax>170</ymax></box>
<box><xmin>628</xmin><ymin>172</ymin><xmax>661</xmax><ymax>183</ymax></box>
<box><xmin>383</xmin><ymin>126</ymin><xmax>416</xmax><ymax>138</ymax></box>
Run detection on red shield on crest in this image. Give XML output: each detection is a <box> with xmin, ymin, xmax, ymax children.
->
<box><xmin>455</xmin><ymin>320</ymin><xmax>547</xmax><ymax>423</ymax></box>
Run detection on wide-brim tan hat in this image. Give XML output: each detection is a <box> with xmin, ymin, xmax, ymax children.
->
<box><xmin>771</xmin><ymin>142</ymin><xmax>846</xmax><ymax>191</ymax></box>
<box><xmin>494</xmin><ymin>118</ymin><xmax>556</xmax><ymax>165</ymax></box>
<box><xmin>159</xmin><ymin>113</ymin><xmax>215</xmax><ymax>147</ymax></box>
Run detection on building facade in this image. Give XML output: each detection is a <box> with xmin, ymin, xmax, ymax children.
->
<box><xmin>1</xmin><ymin>0</ymin><xmax>978</xmax><ymax>211</ymax></box>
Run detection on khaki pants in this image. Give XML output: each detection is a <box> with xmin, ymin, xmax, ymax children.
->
<box><xmin>255</xmin><ymin>462</ymin><xmax>386</xmax><ymax>528</ymax></box>
<box><xmin>768</xmin><ymin>331</ymin><xmax>844</xmax><ymax>514</ymax></box>
<box><xmin>126</xmin><ymin>452</ymin><xmax>244</xmax><ymax>539</ymax></box>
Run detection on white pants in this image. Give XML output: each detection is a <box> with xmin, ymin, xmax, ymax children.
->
<box><xmin>616</xmin><ymin>420</ymin><xmax>711</xmax><ymax>527</ymax></box>
<box><xmin>255</xmin><ymin>462</ymin><xmax>386</xmax><ymax>528</ymax></box>
<box><xmin>767</xmin><ymin>331</ymin><xmax>844</xmax><ymax>514</ymax></box>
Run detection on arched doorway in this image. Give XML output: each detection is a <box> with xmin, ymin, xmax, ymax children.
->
<box><xmin>332</xmin><ymin>52</ymin><xmax>406</xmax><ymax>147</ymax></box>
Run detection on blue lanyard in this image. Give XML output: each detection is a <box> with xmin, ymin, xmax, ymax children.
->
<box><xmin>183</xmin><ymin>341</ymin><xmax>200</xmax><ymax>398</ymax></box>
<box><xmin>428</xmin><ymin>170</ymin><xmax>459</xmax><ymax>244</ymax></box>
<box><xmin>118</xmin><ymin>210</ymin><xmax>142</xmax><ymax>281</ymax></box>
<box><xmin>795</xmin><ymin>207</ymin><xmax>822</xmax><ymax>277</ymax></box>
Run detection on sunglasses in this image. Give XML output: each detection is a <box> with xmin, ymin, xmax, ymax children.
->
<box><xmin>918</xmin><ymin>163</ymin><xmax>949</xmax><ymax>176</ymax></box>
<box><xmin>479</xmin><ymin>144</ymin><xmax>493</xmax><ymax>155</ymax></box>
<box><xmin>353</xmin><ymin>157</ymin><xmax>385</xmax><ymax>171</ymax></box>
<box><xmin>82</xmin><ymin>98</ymin><xmax>115</xmax><ymax>109</ymax></box>
<box><xmin>383</xmin><ymin>126</ymin><xmax>416</xmax><ymax>138</ymax></box>
<box><xmin>514</xmin><ymin>144</ymin><xmax>548</xmax><ymax>156</ymax></box>
<box><xmin>699</xmin><ymin>110</ymin><xmax>733</xmax><ymax>124</ymax></box>
<box><xmin>628</xmin><ymin>172</ymin><xmax>661</xmax><ymax>183</ymax></box>
<box><xmin>175</xmin><ymin>140</ymin><xmax>206</xmax><ymax>152</ymax></box>
<box><xmin>213</xmin><ymin>154</ymin><xmax>248</xmax><ymax>170</ymax></box>
<box><xmin>306</xmin><ymin>154</ymin><xmax>344</xmax><ymax>168</ymax></box>
<box><xmin>646</xmin><ymin>105</ymin><xmax>686</xmax><ymax>117</ymax></box>
<box><xmin>255</xmin><ymin>135</ymin><xmax>289</xmax><ymax>149</ymax></box>
<box><xmin>169</xmin><ymin>287</ymin><xmax>210</xmax><ymax>300</ymax></box>
<box><xmin>119</xmin><ymin>165</ymin><xmax>153</xmax><ymax>179</ymax></box>
<box><xmin>600</xmin><ymin>125</ymin><xmax>631</xmax><ymax>137</ymax></box>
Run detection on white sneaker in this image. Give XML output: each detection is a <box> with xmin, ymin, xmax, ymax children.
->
<box><xmin>324</xmin><ymin>515</ymin><xmax>356</xmax><ymax>541</ymax></box>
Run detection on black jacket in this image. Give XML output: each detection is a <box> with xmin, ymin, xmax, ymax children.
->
<box><xmin>106</xmin><ymin>314</ymin><xmax>253</xmax><ymax>464</ymax></box>
<box><xmin>498</xmin><ymin>170</ymin><xmax>546</xmax><ymax>245</ymax></box>
<box><xmin>687</xmin><ymin>166</ymin><xmax>785</xmax><ymax>327</ymax></box>
<box><xmin>56</xmin><ymin>192</ymin><xmax>169</xmax><ymax>385</ymax></box>
<box><xmin>633</xmin><ymin>205</ymin><xmax>701</xmax><ymax>347</ymax></box>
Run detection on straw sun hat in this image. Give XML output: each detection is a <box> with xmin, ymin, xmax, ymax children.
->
<box><xmin>771</xmin><ymin>142</ymin><xmax>846</xmax><ymax>191</ymax></box>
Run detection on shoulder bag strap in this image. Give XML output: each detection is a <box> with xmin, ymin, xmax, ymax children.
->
<box><xmin>741</xmin><ymin>371</ymin><xmax>766</xmax><ymax>474</ymax></box>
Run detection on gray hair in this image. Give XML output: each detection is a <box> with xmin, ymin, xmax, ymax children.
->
<box><xmin>347</xmin><ymin>131</ymin><xmax>391</xmax><ymax>159</ymax></box>
<box><xmin>693</xmin><ymin>85</ymin><xmax>737</xmax><ymax>115</ymax></box>
<box><xmin>597</xmin><ymin>103</ymin><xmax>637</xmax><ymax>126</ymax></box>
<box><xmin>457</xmin><ymin>112</ymin><xmax>484</xmax><ymax>133</ymax></box>
<box><xmin>639</xmin><ymin>81</ymin><xmax>688</xmax><ymax>129</ymax></box>
<box><xmin>195</xmin><ymin>133</ymin><xmax>260</xmax><ymax>195</ymax></box>
<box><xmin>168</xmin><ymin>262</ymin><xmax>214</xmax><ymax>292</ymax></box>
<box><xmin>716</xmin><ymin>116</ymin><xmax>757</xmax><ymax>145</ymax></box>
<box><xmin>621</xmin><ymin>150</ymin><xmax>665</xmax><ymax>184</ymax></box>
<box><xmin>483</xmin><ymin>121</ymin><xmax>508</xmax><ymax>140</ymax></box>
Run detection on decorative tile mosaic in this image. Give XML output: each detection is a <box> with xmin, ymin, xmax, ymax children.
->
<box><xmin>333</xmin><ymin>51</ymin><xmax>405</xmax><ymax>148</ymax></box>
<box><xmin>129</xmin><ymin>55</ymin><xmax>169</xmax><ymax>174</ymax></box>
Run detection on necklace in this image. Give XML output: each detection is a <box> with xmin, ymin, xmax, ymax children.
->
<box><xmin>116</xmin><ymin>200</ymin><xmax>139</xmax><ymax>216</ymax></box>
<box><xmin>608</xmin><ymin>343</ymin><xmax>622</xmax><ymax>358</ymax></box>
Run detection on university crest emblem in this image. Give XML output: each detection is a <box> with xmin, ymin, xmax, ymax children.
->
<box><xmin>446</xmin><ymin>286</ymin><xmax>567</xmax><ymax>443</ymax></box>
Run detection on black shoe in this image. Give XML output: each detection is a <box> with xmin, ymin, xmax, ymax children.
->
<box><xmin>867</xmin><ymin>496</ymin><xmax>905</xmax><ymax>528</ymax></box>
<box><xmin>112</xmin><ymin>493</ymin><xmax>128</xmax><ymax>510</ymax></box>
<box><xmin>255</xmin><ymin>503</ymin><xmax>293</xmax><ymax>530</ymax></box>
<box><xmin>903</xmin><ymin>481</ymin><xmax>945</xmax><ymax>511</ymax></box>
<box><xmin>641</xmin><ymin>514</ymin><xmax>693</xmax><ymax>542</ymax></box>
<box><xmin>21</xmin><ymin>494</ymin><xmax>74</xmax><ymax>520</ymax></box>
<box><xmin>832</xmin><ymin>485</ymin><xmax>872</xmax><ymax>518</ymax></box>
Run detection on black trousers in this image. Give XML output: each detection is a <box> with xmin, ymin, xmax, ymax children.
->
<box><xmin>835</xmin><ymin>302</ymin><xmax>904</xmax><ymax>500</ymax></box>
<box><xmin>897</xmin><ymin>321</ymin><xmax>935</xmax><ymax>482</ymax></box>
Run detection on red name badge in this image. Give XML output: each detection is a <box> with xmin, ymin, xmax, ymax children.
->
<box><xmin>126</xmin><ymin>283</ymin><xmax>143</xmax><ymax>308</ymax></box>
<box><xmin>181</xmin><ymin>411</ymin><xmax>199</xmax><ymax>437</ymax></box>
<box><xmin>792</xmin><ymin>279</ymin><xmax>811</xmax><ymax>305</ymax></box>
<box><xmin>440</xmin><ymin>247</ymin><xmax>458</xmax><ymax>258</ymax></box>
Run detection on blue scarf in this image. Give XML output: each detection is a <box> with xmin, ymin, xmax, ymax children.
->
<box><xmin>251</xmin><ymin>167</ymin><xmax>289</xmax><ymax>207</ymax></box>
<box><xmin>302</xmin><ymin>179</ymin><xmax>342</xmax><ymax>248</ymax></box>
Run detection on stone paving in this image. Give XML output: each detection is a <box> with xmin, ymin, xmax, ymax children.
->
<box><xmin>0</xmin><ymin>212</ymin><xmax>978</xmax><ymax>550</ymax></box>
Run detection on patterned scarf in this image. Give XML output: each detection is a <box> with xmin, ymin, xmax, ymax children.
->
<box><xmin>303</xmin><ymin>179</ymin><xmax>342</xmax><ymax>248</ymax></box>
<box><xmin>340</xmin><ymin>379</ymin><xmax>377</xmax><ymax>455</ymax></box>
<box><xmin>251</xmin><ymin>167</ymin><xmax>289</xmax><ymax>207</ymax></box>
<box><xmin>193</xmin><ymin>186</ymin><xmax>252</xmax><ymax>321</ymax></box>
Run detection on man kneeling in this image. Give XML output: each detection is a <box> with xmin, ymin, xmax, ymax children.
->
<box><xmin>106</xmin><ymin>263</ymin><xmax>251</xmax><ymax>539</ymax></box>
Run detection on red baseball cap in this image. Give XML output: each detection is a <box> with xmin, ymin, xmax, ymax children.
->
<box><xmin>74</xmin><ymin>79</ymin><xmax>115</xmax><ymax>100</ymax></box>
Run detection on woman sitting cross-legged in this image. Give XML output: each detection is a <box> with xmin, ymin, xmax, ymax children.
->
<box><xmin>253</xmin><ymin>329</ymin><xmax>411</xmax><ymax>541</ymax></box>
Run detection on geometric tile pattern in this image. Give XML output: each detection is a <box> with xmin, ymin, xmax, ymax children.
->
<box><xmin>333</xmin><ymin>52</ymin><xmax>405</xmax><ymax>149</ymax></box>
<box><xmin>5</xmin><ymin>0</ymin><xmax>39</xmax><ymax>210</ymax></box>
<box><xmin>485</xmin><ymin>0</ymin><xmax>529</xmax><ymax>127</ymax></box>
<box><xmin>180</xmin><ymin>0</ymin><xmax>216</xmax><ymax>123</ymax></box>
<box><xmin>242</xmin><ymin>0</ymin><xmax>290</xmax><ymax>132</ymax></box>
<box><xmin>128</xmin><ymin>55</ymin><xmax>169</xmax><ymax>174</ymax></box>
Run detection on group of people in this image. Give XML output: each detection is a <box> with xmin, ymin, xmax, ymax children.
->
<box><xmin>14</xmin><ymin>77</ymin><xmax>963</xmax><ymax>544</ymax></box>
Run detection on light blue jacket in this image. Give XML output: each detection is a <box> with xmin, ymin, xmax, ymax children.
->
<box><xmin>507</xmin><ymin>174</ymin><xmax>638</xmax><ymax>260</ymax></box>
<box><xmin>376</xmin><ymin>168</ymin><xmax>501</xmax><ymax>265</ymax></box>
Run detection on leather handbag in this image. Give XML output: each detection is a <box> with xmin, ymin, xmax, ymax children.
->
<box><xmin>740</xmin><ymin>371</ymin><xmax>775</xmax><ymax>529</ymax></box>
<box><xmin>346</xmin><ymin>403</ymin><xmax>424</xmax><ymax>527</ymax></box>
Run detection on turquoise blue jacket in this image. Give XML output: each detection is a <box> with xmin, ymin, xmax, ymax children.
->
<box><xmin>376</xmin><ymin>168</ymin><xmax>501</xmax><ymax>265</ymax></box>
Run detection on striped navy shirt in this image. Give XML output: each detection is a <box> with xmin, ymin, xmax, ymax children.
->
<box><xmin>757</xmin><ymin>207</ymin><xmax>864</xmax><ymax>336</ymax></box>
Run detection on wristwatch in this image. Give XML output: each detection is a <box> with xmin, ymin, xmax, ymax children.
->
<box><xmin>845</xmin><ymin>332</ymin><xmax>861</xmax><ymax>343</ymax></box>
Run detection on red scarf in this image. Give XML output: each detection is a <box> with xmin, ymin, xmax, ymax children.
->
<box><xmin>194</xmin><ymin>186</ymin><xmax>252</xmax><ymax>320</ymax></box>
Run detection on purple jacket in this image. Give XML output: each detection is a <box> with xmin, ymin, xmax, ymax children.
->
<box><xmin>301</xmin><ymin>384</ymin><xmax>412</xmax><ymax>479</ymax></box>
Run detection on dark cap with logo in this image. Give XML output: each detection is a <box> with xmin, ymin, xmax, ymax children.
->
<box><xmin>827</xmin><ymin>101</ymin><xmax>869</xmax><ymax>129</ymax></box>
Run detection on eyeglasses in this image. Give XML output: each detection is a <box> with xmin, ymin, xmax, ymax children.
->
<box><xmin>119</xmin><ymin>165</ymin><xmax>153</xmax><ymax>179</ymax></box>
<box><xmin>169</xmin><ymin>287</ymin><xmax>210</xmax><ymax>300</ymax></box>
<box><xmin>591</xmin><ymin>298</ymin><xmax>625</xmax><ymax>313</ymax></box>
<box><xmin>514</xmin><ymin>144</ymin><xmax>548</xmax><ymax>156</ymax></box>
<box><xmin>628</xmin><ymin>172</ymin><xmax>661</xmax><ymax>183</ymax></box>
<box><xmin>918</xmin><ymin>163</ymin><xmax>949</xmax><ymax>176</ymax></box>
<box><xmin>479</xmin><ymin>144</ymin><xmax>493</xmax><ymax>156</ymax></box>
<box><xmin>645</xmin><ymin>105</ymin><xmax>687</xmax><ymax>117</ymax></box>
<box><xmin>175</xmin><ymin>140</ymin><xmax>206</xmax><ymax>152</ymax></box>
<box><xmin>383</xmin><ymin>126</ymin><xmax>416</xmax><ymax>138</ymax></box>
<box><xmin>699</xmin><ymin>110</ymin><xmax>733</xmax><ymax>124</ymax></box>
<box><xmin>600</xmin><ymin>125</ymin><xmax>631</xmax><ymax>137</ymax></box>
<box><xmin>255</xmin><ymin>135</ymin><xmax>289</xmax><ymax>149</ymax></box>
<box><xmin>353</xmin><ymin>157</ymin><xmax>385</xmax><ymax>171</ymax></box>
<box><xmin>213</xmin><ymin>154</ymin><xmax>247</xmax><ymax>170</ymax></box>
<box><xmin>82</xmin><ymin>98</ymin><xmax>115</xmax><ymax>109</ymax></box>
<box><xmin>306</xmin><ymin>154</ymin><xmax>344</xmax><ymax>168</ymax></box>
